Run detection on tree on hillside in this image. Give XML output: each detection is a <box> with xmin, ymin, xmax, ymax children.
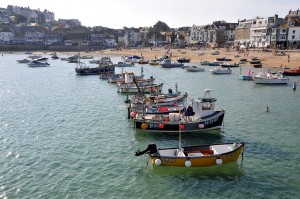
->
<box><xmin>14</xmin><ymin>14</ymin><xmax>28</xmax><ymax>23</ymax></box>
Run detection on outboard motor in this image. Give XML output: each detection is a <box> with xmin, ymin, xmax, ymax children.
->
<box><xmin>168</xmin><ymin>88</ymin><xmax>173</xmax><ymax>95</ymax></box>
<box><xmin>135</xmin><ymin>144</ymin><xmax>158</xmax><ymax>156</ymax></box>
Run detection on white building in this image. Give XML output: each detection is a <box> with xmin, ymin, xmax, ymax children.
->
<box><xmin>285</xmin><ymin>10</ymin><xmax>300</xmax><ymax>48</ymax></box>
<box><xmin>124</xmin><ymin>29</ymin><xmax>140</xmax><ymax>47</ymax></box>
<box><xmin>190</xmin><ymin>24</ymin><xmax>209</xmax><ymax>45</ymax></box>
<box><xmin>250</xmin><ymin>15</ymin><xmax>278</xmax><ymax>48</ymax></box>
<box><xmin>0</xmin><ymin>32</ymin><xmax>14</xmax><ymax>44</ymax></box>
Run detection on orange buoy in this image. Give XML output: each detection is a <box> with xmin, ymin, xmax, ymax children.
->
<box><xmin>141</xmin><ymin>123</ymin><xmax>148</xmax><ymax>129</ymax></box>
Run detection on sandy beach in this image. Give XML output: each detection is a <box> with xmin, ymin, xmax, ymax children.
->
<box><xmin>98</xmin><ymin>47</ymin><xmax>300</xmax><ymax>69</ymax></box>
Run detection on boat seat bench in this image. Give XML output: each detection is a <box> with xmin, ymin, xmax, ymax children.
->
<box><xmin>211</xmin><ymin>145</ymin><xmax>232</xmax><ymax>154</ymax></box>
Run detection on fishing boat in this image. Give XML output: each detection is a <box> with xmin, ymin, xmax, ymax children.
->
<box><xmin>132</xmin><ymin>89</ymin><xmax>225</xmax><ymax>132</ymax></box>
<box><xmin>129</xmin><ymin>89</ymin><xmax>188</xmax><ymax>114</ymax></box>
<box><xmin>210</xmin><ymin>67</ymin><xmax>232</xmax><ymax>74</ymax></box>
<box><xmin>75</xmin><ymin>54</ymin><xmax>114</xmax><ymax>75</ymax></box>
<box><xmin>135</xmin><ymin>142</ymin><xmax>245</xmax><ymax>167</ymax></box>
<box><xmin>253</xmin><ymin>72</ymin><xmax>288</xmax><ymax>84</ymax></box>
<box><xmin>185</xmin><ymin>65</ymin><xmax>205</xmax><ymax>72</ymax></box>
<box><xmin>75</xmin><ymin>64</ymin><xmax>115</xmax><ymax>75</ymax></box>
<box><xmin>117</xmin><ymin>72</ymin><xmax>163</xmax><ymax>94</ymax></box>
<box><xmin>160</xmin><ymin>59</ymin><xmax>183</xmax><ymax>68</ymax></box>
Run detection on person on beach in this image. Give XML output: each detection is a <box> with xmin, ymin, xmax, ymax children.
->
<box><xmin>288</xmin><ymin>54</ymin><xmax>290</xmax><ymax>62</ymax></box>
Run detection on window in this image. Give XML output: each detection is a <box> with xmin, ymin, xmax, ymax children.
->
<box><xmin>292</xmin><ymin>35</ymin><xmax>295</xmax><ymax>39</ymax></box>
<box><xmin>292</xmin><ymin>30</ymin><xmax>296</xmax><ymax>34</ymax></box>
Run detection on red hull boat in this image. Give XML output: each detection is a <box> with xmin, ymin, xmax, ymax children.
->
<box><xmin>282</xmin><ymin>68</ymin><xmax>300</xmax><ymax>76</ymax></box>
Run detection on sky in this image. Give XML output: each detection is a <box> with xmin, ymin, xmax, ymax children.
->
<box><xmin>0</xmin><ymin>0</ymin><xmax>299</xmax><ymax>29</ymax></box>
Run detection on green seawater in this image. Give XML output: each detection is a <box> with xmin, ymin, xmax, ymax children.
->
<box><xmin>0</xmin><ymin>52</ymin><xmax>299</xmax><ymax>199</ymax></box>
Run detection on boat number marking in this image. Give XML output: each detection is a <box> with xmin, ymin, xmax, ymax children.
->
<box><xmin>148</xmin><ymin>123</ymin><xmax>159</xmax><ymax>129</ymax></box>
<box><xmin>204</xmin><ymin>116</ymin><xmax>219</xmax><ymax>126</ymax></box>
<box><xmin>160</xmin><ymin>158</ymin><xmax>176</xmax><ymax>164</ymax></box>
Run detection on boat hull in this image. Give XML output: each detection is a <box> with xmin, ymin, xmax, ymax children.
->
<box><xmin>134</xmin><ymin>110</ymin><xmax>225</xmax><ymax>133</ymax></box>
<box><xmin>254</xmin><ymin>77</ymin><xmax>288</xmax><ymax>84</ymax></box>
<box><xmin>118</xmin><ymin>83</ymin><xmax>164</xmax><ymax>94</ymax></box>
<box><xmin>239</xmin><ymin>75</ymin><xmax>253</xmax><ymax>80</ymax></box>
<box><xmin>282</xmin><ymin>69</ymin><xmax>300</xmax><ymax>76</ymax></box>
<box><xmin>149</xmin><ymin>142</ymin><xmax>244</xmax><ymax>167</ymax></box>
<box><xmin>75</xmin><ymin>66</ymin><xmax>115</xmax><ymax>75</ymax></box>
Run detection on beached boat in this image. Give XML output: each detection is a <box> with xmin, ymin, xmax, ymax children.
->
<box><xmin>135</xmin><ymin>142</ymin><xmax>245</xmax><ymax>167</ymax></box>
<box><xmin>250</xmin><ymin>59</ymin><xmax>261</xmax><ymax>64</ymax></box>
<box><xmin>210</xmin><ymin>67</ymin><xmax>232</xmax><ymax>74</ymax></box>
<box><xmin>253</xmin><ymin>72</ymin><xmax>288</xmax><ymax>84</ymax></box>
<box><xmin>177</xmin><ymin>57</ymin><xmax>191</xmax><ymax>63</ymax></box>
<box><xmin>160</xmin><ymin>59</ymin><xmax>183</xmax><ymax>68</ymax></box>
<box><xmin>185</xmin><ymin>65</ymin><xmax>205</xmax><ymax>72</ymax></box>
<box><xmin>208</xmin><ymin>61</ymin><xmax>221</xmax><ymax>66</ymax></box>
<box><xmin>253</xmin><ymin>64</ymin><xmax>262</xmax><ymax>68</ymax></box>
<box><xmin>133</xmin><ymin>89</ymin><xmax>225</xmax><ymax>133</ymax></box>
<box><xmin>200</xmin><ymin>61</ymin><xmax>209</xmax><ymax>65</ymax></box>
<box><xmin>211</xmin><ymin>51</ymin><xmax>220</xmax><ymax>55</ymax></box>
<box><xmin>281</xmin><ymin>68</ymin><xmax>300</xmax><ymax>76</ymax></box>
<box><xmin>216</xmin><ymin>57</ymin><xmax>226</xmax><ymax>61</ymax></box>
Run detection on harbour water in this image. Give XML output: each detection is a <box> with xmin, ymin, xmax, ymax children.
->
<box><xmin>0</xmin><ymin>53</ymin><xmax>300</xmax><ymax>198</ymax></box>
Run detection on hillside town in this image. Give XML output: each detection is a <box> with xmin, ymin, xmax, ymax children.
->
<box><xmin>0</xmin><ymin>5</ymin><xmax>300</xmax><ymax>51</ymax></box>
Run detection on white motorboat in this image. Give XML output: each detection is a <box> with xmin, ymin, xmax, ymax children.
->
<box><xmin>185</xmin><ymin>65</ymin><xmax>205</xmax><ymax>72</ymax></box>
<box><xmin>254</xmin><ymin>72</ymin><xmax>288</xmax><ymax>84</ymax></box>
<box><xmin>27</xmin><ymin>60</ymin><xmax>50</xmax><ymax>67</ymax></box>
<box><xmin>210</xmin><ymin>67</ymin><xmax>232</xmax><ymax>74</ymax></box>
